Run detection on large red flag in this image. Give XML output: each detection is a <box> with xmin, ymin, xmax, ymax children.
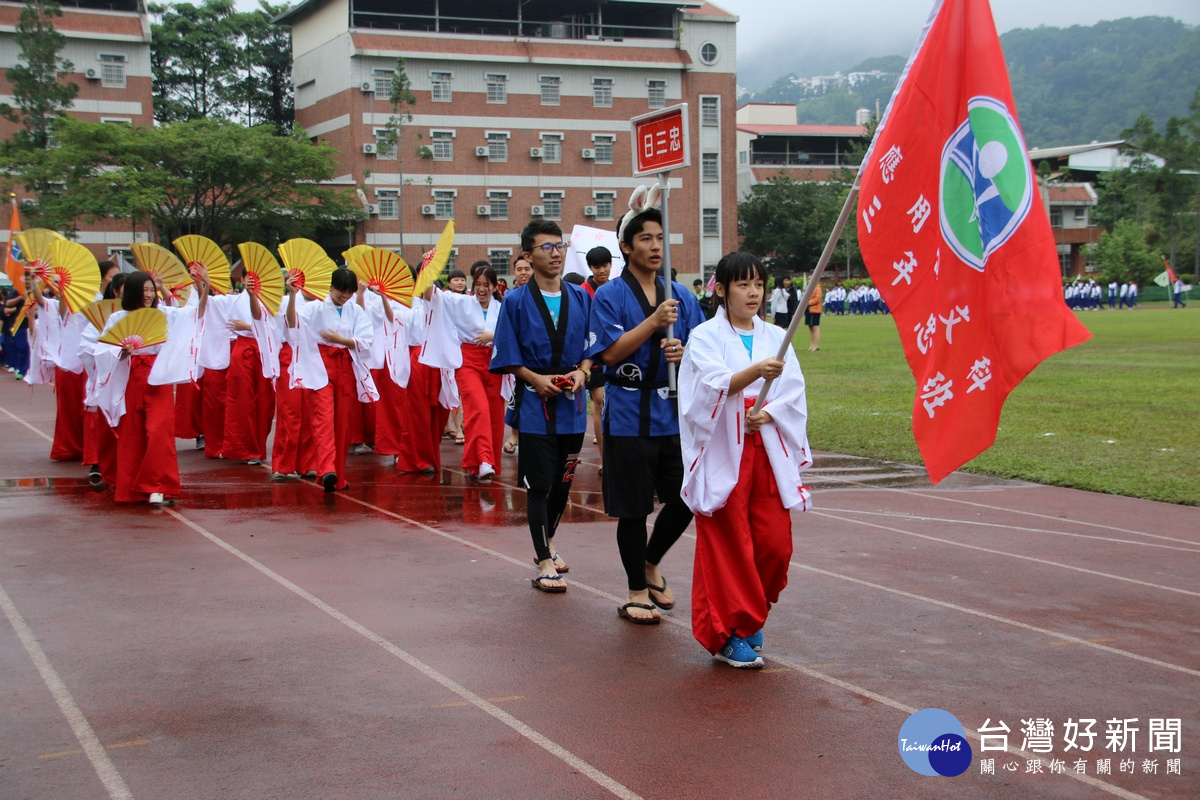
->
<box><xmin>856</xmin><ymin>0</ymin><xmax>1090</xmax><ymax>484</ymax></box>
<box><xmin>3</xmin><ymin>199</ymin><xmax>24</xmax><ymax>297</ymax></box>
<box><xmin>1162</xmin><ymin>256</ymin><xmax>1178</xmax><ymax>285</ymax></box>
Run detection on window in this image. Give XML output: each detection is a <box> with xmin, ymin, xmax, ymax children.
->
<box><xmin>541</xmin><ymin>191</ymin><xmax>563</xmax><ymax>221</ymax></box>
<box><xmin>702</xmin><ymin>152</ymin><xmax>719</xmax><ymax>182</ymax></box>
<box><xmin>489</xmin><ymin>249</ymin><xmax>512</xmax><ymax>274</ymax></box>
<box><xmin>699</xmin><ymin>42</ymin><xmax>719</xmax><ymax>65</ymax></box>
<box><xmin>434</xmin><ymin>190</ymin><xmax>455</xmax><ymax>220</ymax></box>
<box><xmin>593</xmin><ymin>192</ymin><xmax>615</xmax><ymax>221</ymax></box>
<box><xmin>373</xmin><ymin>68</ymin><xmax>394</xmax><ymax>97</ymax></box>
<box><xmin>430</xmin><ymin>71</ymin><xmax>452</xmax><ymax>102</ymax></box>
<box><xmin>540</xmin><ymin>133</ymin><xmax>562</xmax><ymax>164</ymax></box>
<box><xmin>701</xmin><ymin>97</ymin><xmax>720</xmax><ymax>127</ymax></box>
<box><xmin>1074</xmin><ymin>207</ymin><xmax>1088</xmax><ymax>224</ymax></box>
<box><xmin>539</xmin><ymin>75</ymin><xmax>560</xmax><ymax>106</ymax></box>
<box><xmin>487</xmin><ymin>132</ymin><xmax>509</xmax><ymax>162</ymax></box>
<box><xmin>1050</xmin><ymin>207</ymin><xmax>1063</xmax><ymax>227</ymax></box>
<box><xmin>592</xmin><ymin>78</ymin><xmax>613</xmax><ymax>108</ymax></box>
<box><xmin>593</xmin><ymin>135</ymin><xmax>614</xmax><ymax>164</ymax></box>
<box><xmin>488</xmin><ymin>191</ymin><xmax>509</xmax><ymax>220</ymax></box>
<box><xmin>373</xmin><ymin>127</ymin><xmax>396</xmax><ymax>159</ymax></box>
<box><xmin>647</xmin><ymin>79</ymin><xmax>666</xmax><ymax>108</ymax></box>
<box><xmin>446</xmin><ymin>249</ymin><xmax>458</xmax><ymax>271</ymax></box>
<box><xmin>376</xmin><ymin>190</ymin><xmax>398</xmax><ymax>219</ymax></box>
<box><xmin>431</xmin><ymin>130</ymin><xmax>454</xmax><ymax>161</ymax></box>
<box><xmin>702</xmin><ymin>208</ymin><xmax>720</xmax><ymax>236</ymax></box>
<box><xmin>100</xmin><ymin>117</ymin><xmax>133</xmax><ymax>125</ymax></box>
<box><xmin>99</xmin><ymin>53</ymin><xmax>126</xmax><ymax>88</ymax></box>
<box><xmin>739</xmin><ymin>150</ymin><xmax>747</xmax><ymax>165</ymax></box>
<box><xmin>485</xmin><ymin>73</ymin><xmax>507</xmax><ymax>104</ymax></box>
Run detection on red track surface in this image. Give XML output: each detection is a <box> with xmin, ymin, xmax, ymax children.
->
<box><xmin>0</xmin><ymin>378</ymin><xmax>1196</xmax><ymax>799</ymax></box>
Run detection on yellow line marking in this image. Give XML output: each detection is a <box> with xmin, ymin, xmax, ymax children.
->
<box><xmin>432</xmin><ymin>695</ymin><xmax>523</xmax><ymax>709</ymax></box>
<box><xmin>37</xmin><ymin>740</ymin><xmax>150</xmax><ymax>760</ymax></box>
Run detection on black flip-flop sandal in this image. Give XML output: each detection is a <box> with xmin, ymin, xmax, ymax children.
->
<box><xmin>617</xmin><ymin>602</ymin><xmax>660</xmax><ymax>625</ymax></box>
<box><xmin>646</xmin><ymin>579</ymin><xmax>674</xmax><ymax>610</ymax></box>
<box><xmin>531</xmin><ymin>574</ymin><xmax>566</xmax><ymax>593</ymax></box>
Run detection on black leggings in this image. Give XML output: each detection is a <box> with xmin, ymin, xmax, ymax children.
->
<box><xmin>616</xmin><ymin>500</ymin><xmax>693</xmax><ymax>591</ymax></box>
<box><xmin>529</xmin><ymin>480</ymin><xmax>573</xmax><ymax>563</ymax></box>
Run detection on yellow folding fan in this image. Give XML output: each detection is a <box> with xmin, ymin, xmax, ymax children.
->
<box><xmin>278</xmin><ymin>238</ymin><xmax>334</xmax><ymax>301</ymax></box>
<box><xmin>413</xmin><ymin>221</ymin><xmax>455</xmax><ymax>297</ymax></box>
<box><xmin>348</xmin><ymin>248</ymin><xmax>415</xmax><ymax>307</ymax></box>
<box><xmin>14</xmin><ymin>228</ymin><xmax>65</xmax><ymax>286</ymax></box>
<box><xmin>173</xmin><ymin>234</ymin><xmax>232</xmax><ymax>295</ymax></box>
<box><xmin>82</xmin><ymin>299</ymin><xmax>122</xmax><ymax>333</ymax></box>
<box><xmin>49</xmin><ymin>239</ymin><xmax>101</xmax><ymax>314</ymax></box>
<box><xmin>98</xmin><ymin>307</ymin><xmax>168</xmax><ymax>351</ymax></box>
<box><xmin>131</xmin><ymin>242</ymin><xmax>194</xmax><ymax>304</ymax></box>
<box><xmin>236</xmin><ymin>242</ymin><xmax>286</xmax><ymax>316</ymax></box>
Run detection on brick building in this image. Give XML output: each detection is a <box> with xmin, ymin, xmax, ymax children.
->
<box><xmin>278</xmin><ymin>0</ymin><xmax>738</xmax><ymax>282</ymax></box>
<box><xmin>0</xmin><ymin>0</ymin><xmax>154</xmax><ymax>260</ymax></box>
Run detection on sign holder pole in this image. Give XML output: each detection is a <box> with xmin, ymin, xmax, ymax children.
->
<box><xmin>657</xmin><ymin>170</ymin><xmax>677</xmax><ymax>393</ymax></box>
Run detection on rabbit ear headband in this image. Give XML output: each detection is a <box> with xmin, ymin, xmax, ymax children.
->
<box><xmin>616</xmin><ymin>183</ymin><xmax>662</xmax><ymax>244</ymax></box>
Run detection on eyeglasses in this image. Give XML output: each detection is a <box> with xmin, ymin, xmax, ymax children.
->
<box><xmin>536</xmin><ymin>242</ymin><xmax>568</xmax><ymax>253</ymax></box>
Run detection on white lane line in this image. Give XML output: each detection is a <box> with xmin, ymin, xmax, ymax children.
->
<box><xmin>0</xmin><ymin>580</ymin><xmax>134</xmax><ymax>800</ymax></box>
<box><xmin>819</xmin><ymin>474</ymin><xmax>1198</xmax><ymax>545</ymax></box>
<box><xmin>0</xmin><ymin>402</ymin><xmax>54</xmax><ymax>444</ymax></box>
<box><xmin>162</xmin><ymin>508</ymin><xmax>642</xmax><ymax>800</ymax></box>
<box><xmin>819</xmin><ymin>507</ymin><xmax>1200</xmax><ymax>554</ymax></box>
<box><xmin>808</xmin><ymin>510</ymin><xmax>1200</xmax><ymax>597</ymax></box>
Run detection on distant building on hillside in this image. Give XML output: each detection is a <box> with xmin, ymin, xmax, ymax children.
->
<box><xmin>0</xmin><ymin>0</ymin><xmax>154</xmax><ymax>261</ymax></box>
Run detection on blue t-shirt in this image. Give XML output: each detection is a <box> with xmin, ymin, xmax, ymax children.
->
<box><xmin>490</xmin><ymin>282</ymin><xmax>591</xmax><ymax>436</ymax></box>
<box><xmin>585</xmin><ymin>273</ymin><xmax>705</xmax><ymax>437</ymax></box>
<box><xmin>739</xmin><ymin>332</ymin><xmax>754</xmax><ymax>358</ymax></box>
<box><xmin>543</xmin><ymin>291</ymin><xmax>561</xmax><ymax>326</ymax></box>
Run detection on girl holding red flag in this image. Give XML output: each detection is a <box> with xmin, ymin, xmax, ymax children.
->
<box><xmin>678</xmin><ymin>251</ymin><xmax>813</xmax><ymax>669</ymax></box>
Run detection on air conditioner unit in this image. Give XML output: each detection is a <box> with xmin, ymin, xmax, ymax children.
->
<box><xmin>360</xmin><ymin>81</ymin><xmax>373</xmax><ymax>93</ymax></box>
<box><xmin>366</xmin><ymin>204</ymin><xmax>380</xmax><ymax>215</ymax></box>
<box><xmin>529</xmin><ymin>147</ymin><xmax>544</xmax><ymax>159</ymax></box>
<box><xmin>421</xmin><ymin>204</ymin><xmax>436</xmax><ymax>215</ymax></box>
<box><xmin>583</xmin><ymin>205</ymin><xmax>598</xmax><ymax>217</ymax></box>
<box><xmin>475</xmin><ymin>146</ymin><xmax>490</xmax><ymax>158</ymax></box>
<box><xmin>362</xmin><ymin>143</ymin><xmax>378</xmax><ymax>155</ymax></box>
<box><xmin>476</xmin><ymin>205</ymin><xmax>491</xmax><ymax>216</ymax></box>
<box><xmin>530</xmin><ymin>205</ymin><xmax>545</xmax><ymax>216</ymax></box>
<box><xmin>85</xmin><ymin>68</ymin><xmax>99</xmax><ymax>81</ymax></box>
<box><xmin>580</xmin><ymin>148</ymin><xmax>596</xmax><ymax>160</ymax></box>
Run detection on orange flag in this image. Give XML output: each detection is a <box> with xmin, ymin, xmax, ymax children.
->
<box><xmin>3</xmin><ymin>199</ymin><xmax>24</xmax><ymax>297</ymax></box>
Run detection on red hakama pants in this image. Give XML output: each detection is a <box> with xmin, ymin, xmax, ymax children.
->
<box><xmin>395</xmin><ymin>346</ymin><xmax>448</xmax><ymax>474</ymax></box>
<box><xmin>222</xmin><ymin>336</ymin><xmax>275</xmax><ymax>461</ymax></box>
<box><xmin>271</xmin><ymin>344</ymin><xmax>312</xmax><ymax>475</ymax></box>
<box><xmin>456</xmin><ymin>343</ymin><xmax>504</xmax><ymax>475</ymax></box>
<box><xmin>691</xmin><ymin>425</ymin><xmax>793</xmax><ymax>655</ymax></box>
<box><xmin>201</xmin><ymin>367</ymin><xmax>228</xmax><ymax>458</ymax></box>
<box><xmin>174</xmin><ymin>379</ymin><xmax>203</xmax><ymax>439</ymax></box>
<box><xmin>115</xmin><ymin>355</ymin><xmax>180</xmax><ymax>503</ymax></box>
<box><xmin>372</xmin><ymin>366</ymin><xmax>407</xmax><ymax>456</ymax></box>
<box><xmin>307</xmin><ymin>345</ymin><xmax>356</xmax><ymax>489</ymax></box>
<box><xmin>84</xmin><ymin>409</ymin><xmax>118</xmax><ymax>484</ymax></box>
<box><xmin>50</xmin><ymin>367</ymin><xmax>85</xmax><ymax>461</ymax></box>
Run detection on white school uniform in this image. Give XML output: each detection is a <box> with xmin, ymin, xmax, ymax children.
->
<box><xmin>288</xmin><ymin>295</ymin><xmax>378</xmax><ymax>401</ymax></box>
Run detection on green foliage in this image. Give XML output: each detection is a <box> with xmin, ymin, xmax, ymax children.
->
<box><xmin>798</xmin><ymin>310</ymin><xmax>1200</xmax><ymax>505</ymax></box>
<box><xmin>1088</xmin><ymin>219</ymin><xmax>1160</xmax><ymax>285</ymax></box>
<box><xmin>0</xmin><ymin>0</ymin><xmax>78</xmax><ymax>152</ymax></box>
<box><xmin>2</xmin><ymin>117</ymin><xmax>364</xmax><ymax>247</ymax></box>
<box><xmin>738</xmin><ymin>175</ymin><xmax>862</xmax><ymax>277</ymax></box>
<box><xmin>149</xmin><ymin>0</ymin><xmax>294</xmax><ymax>131</ymax></box>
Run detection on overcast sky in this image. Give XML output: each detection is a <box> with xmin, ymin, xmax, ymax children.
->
<box><xmin>717</xmin><ymin>0</ymin><xmax>1200</xmax><ymax>90</ymax></box>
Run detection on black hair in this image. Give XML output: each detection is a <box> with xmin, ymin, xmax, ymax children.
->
<box><xmin>97</xmin><ymin>260</ymin><xmax>117</xmax><ymax>281</ymax></box>
<box><xmin>470</xmin><ymin>259</ymin><xmax>491</xmax><ymax>278</ymax></box>
<box><xmin>121</xmin><ymin>271</ymin><xmax>158</xmax><ymax>311</ymax></box>
<box><xmin>104</xmin><ymin>273</ymin><xmax>127</xmax><ymax>301</ymax></box>
<box><xmin>711</xmin><ymin>251</ymin><xmax>768</xmax><ymax>311</ymax></box>
<box><xmin>563</xmin><ymin>272</ymin><xmax>585</xmax><ymax>286</ymax></box>
<box><xmin>330</xmin><ymin>267</ymin><xmax>358</xmax><ymax>293</ymax></box>
<box><xmin>617</xmin><ymin>207</ymin><xmax>662</xmax><ymax>250</ymax></box>
<box><xmin>520</xmin><ymin>219</ymin><xmax>563</xmax><ymax>253</ymax></box>
<box><xmin>472</xmin><ymin>266</ymin><xmax>498</xmax><ymax>288</ymax></box>
<box><xmin>512</xmin><ymin>254</ymin><xmax>531</xmax><ymax>269</ymax></box>
<box><xmin>585</xmin><ymin>246</ymin><xmax>612</xmax><ymax>267</ymax></box>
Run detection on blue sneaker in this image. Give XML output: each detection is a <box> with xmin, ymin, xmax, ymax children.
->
<box><xmin>745</xmin><ymin>629</ymin><xmax>764</xmax><ymax>652</ymax></box>
<box><xmin>715</xmin><ymin>635</ymin><xmax>764</xmax><ymax>669</ymax></box>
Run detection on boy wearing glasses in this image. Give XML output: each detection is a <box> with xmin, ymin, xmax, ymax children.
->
<box><xmin>490</xmin><ymin>220</ymin><xmax>593</xmax><ymax>592</ymax></box>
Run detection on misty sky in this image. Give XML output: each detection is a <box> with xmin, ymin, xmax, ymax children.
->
<box><xmin>717</xmin><ymin>0</ymin><xmax>1200</xmax><ymax>90</ymax></box>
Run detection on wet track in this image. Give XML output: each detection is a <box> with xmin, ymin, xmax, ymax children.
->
<box><xmin>0</xmin><ymin>379</ymin><xmax>1196</xmax><ymax>799</ymax></box>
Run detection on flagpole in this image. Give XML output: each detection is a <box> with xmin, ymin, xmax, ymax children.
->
<box><xmin>750</xmin><ymin>177</ymin><xmax>860</xmax><ymax>415</ymax></box>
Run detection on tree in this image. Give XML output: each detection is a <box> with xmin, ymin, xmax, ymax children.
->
<box><xmin>149</xmin><ymin>0</ymin><xmax>244</xmax><ymax>123</ymax></box>
<box><xmin>231</xmin><ymin>1</ymin><xmax>294</xmax><ymax>133</ymax></box>
<box><xmin>0</xmin><ymin>0</ymin><xmax>78</xmax><ymax>152</ymax></box>
<box><xmin>1088</xmin><ymin>218</ymin><xmax>1159</xmax><ymax>286</ymax></box>
<box><xmin>6</xmin><ymin>117</ymin><xmax>365</xmax><ymax>248</ymax></box>
<box><xmin>738</xmin><ymin>176</ymin><xmax>859</xmax><ymax>277</ymax></box>
<box><xmin>374</xmin><ymin>57</ymin><xmax>417</xmax><ymax>258</ymax></box>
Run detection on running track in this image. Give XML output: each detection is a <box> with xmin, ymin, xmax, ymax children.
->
<box><xmin>0</xmin><ymin>377</ymin><xmax>1195</xmax><ymax>799</ymax></box>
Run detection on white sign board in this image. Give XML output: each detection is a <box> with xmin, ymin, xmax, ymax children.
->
<box><xmin>566</xmin><ymin>225</ymin><xmax>625</xmax><ymax>279</ymax></box>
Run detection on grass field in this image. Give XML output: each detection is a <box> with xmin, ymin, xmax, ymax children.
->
<box><xmin>795</xmin><ymin>305</ymin><xmax>1199</xmax><ymax>505</ymax></box>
